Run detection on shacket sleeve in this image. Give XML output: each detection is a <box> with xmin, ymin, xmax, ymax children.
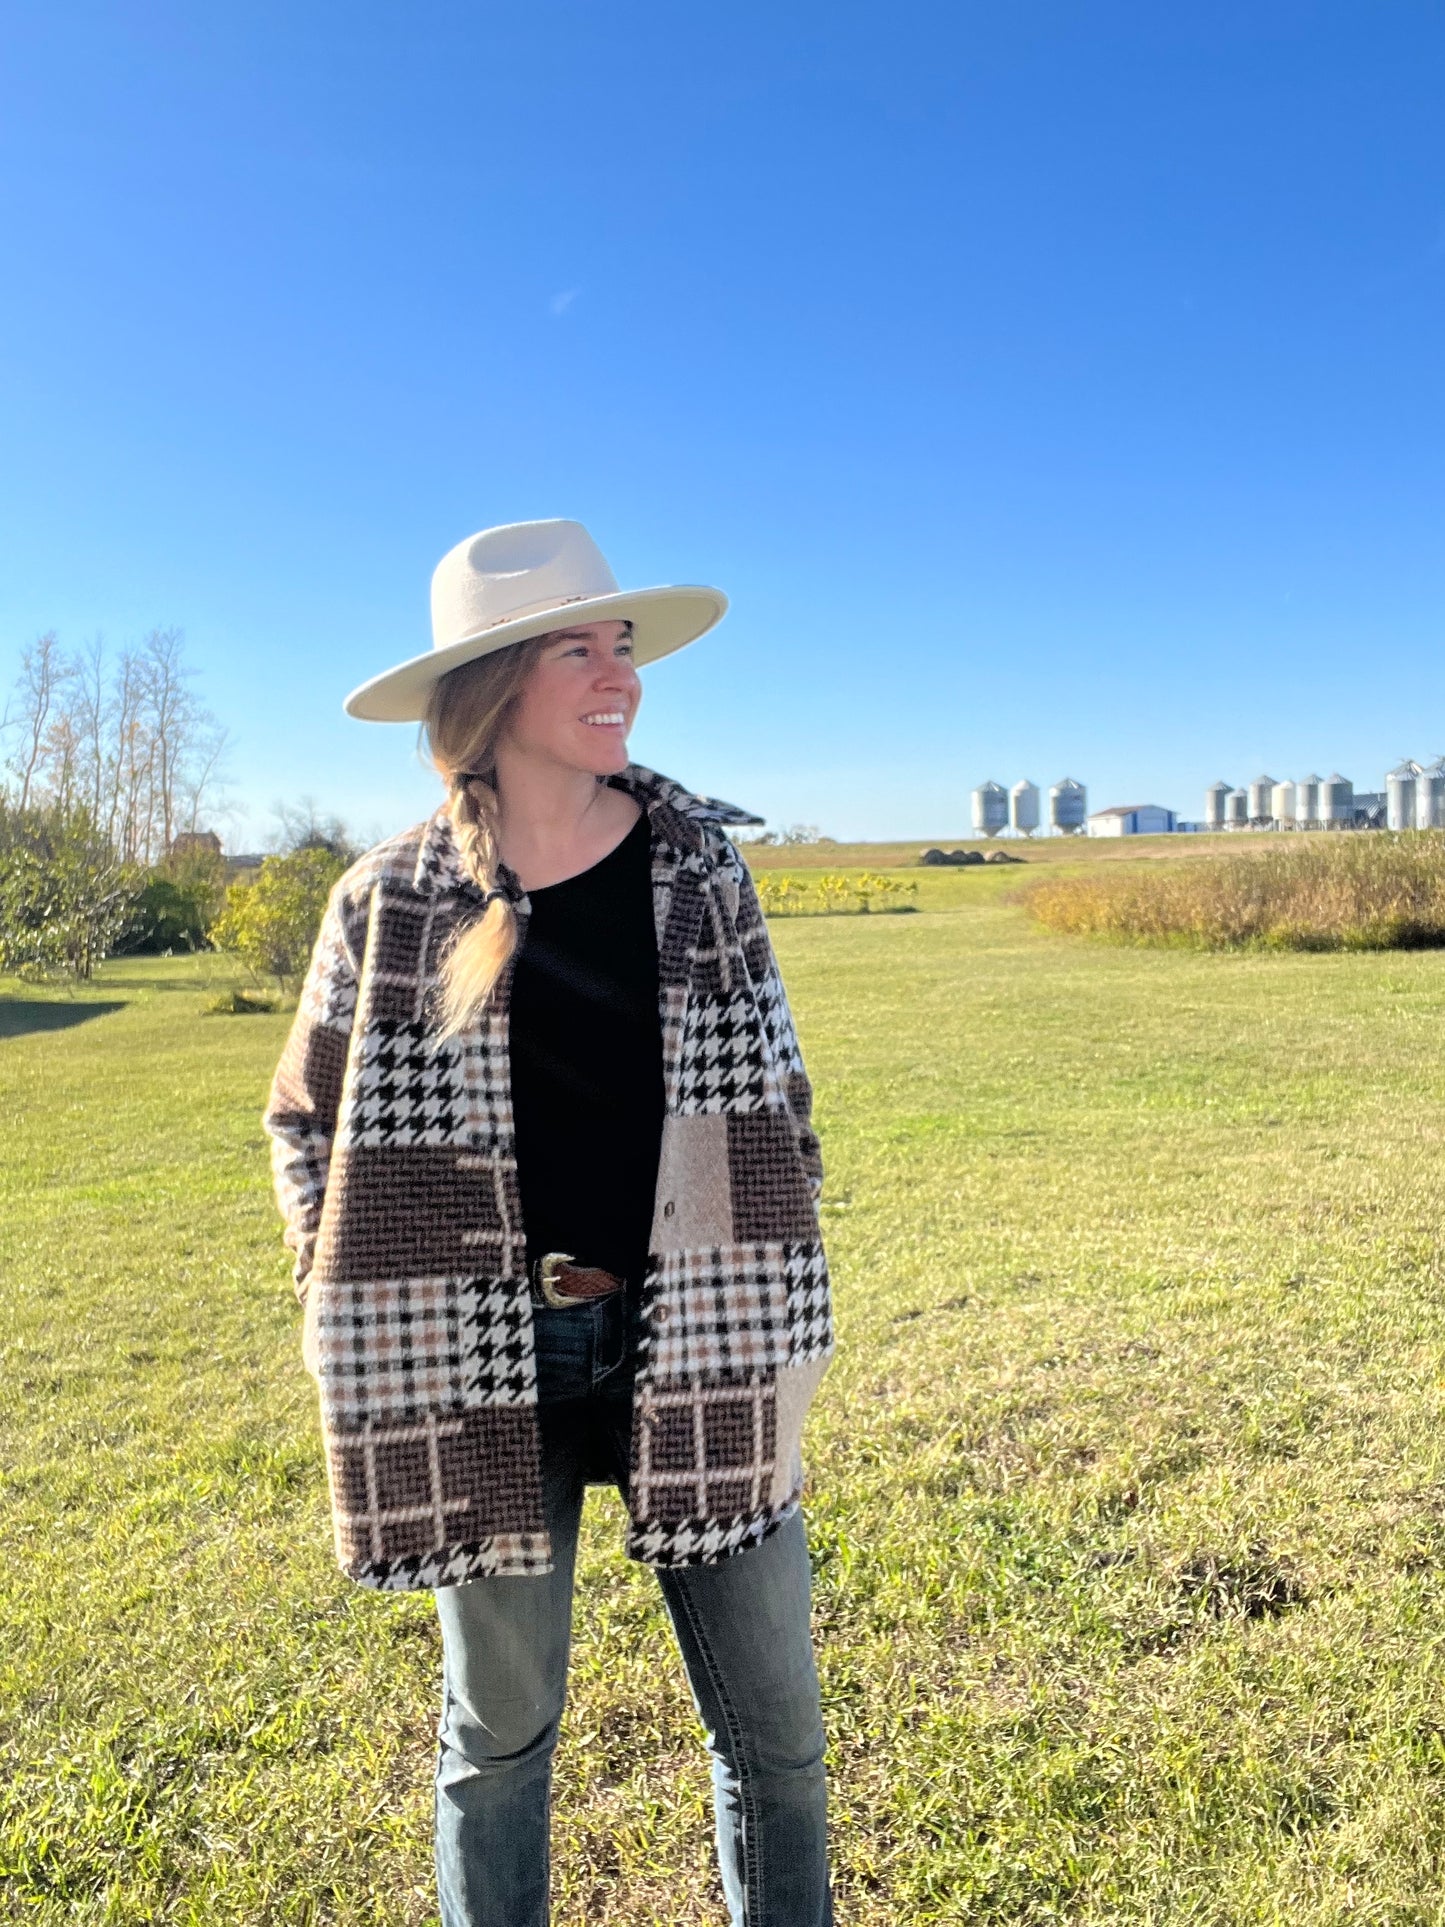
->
<box><xmin>716</xmin><ymin>838</ymin><xmax>824</xmax><ymax>1202</ymax></box>
<box><xmin>261</xmin><ymin>884</ymin><xmax>360</xmax><ymax>1300</ymax></box>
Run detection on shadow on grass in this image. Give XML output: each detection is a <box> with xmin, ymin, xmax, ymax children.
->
<box><xmin>0</xmin><ymin>999</ymin><xmax>128</xmax><ymax>1038</ymax></box>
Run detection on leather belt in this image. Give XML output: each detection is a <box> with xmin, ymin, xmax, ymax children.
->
<box><xmin>533</xmin><ymin>1252</ymin><xmax>626</xmax><ymax>1309</ymax></box>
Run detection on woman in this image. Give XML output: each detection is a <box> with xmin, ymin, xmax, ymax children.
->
<box><xmin>263</xmin><ymin>519</ymin><xmax>835</xmax><ymax>1926</ymax></box>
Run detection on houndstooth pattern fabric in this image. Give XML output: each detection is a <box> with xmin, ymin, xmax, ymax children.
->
<box><xmin>675</xmin><ymin>991</ymin><xmax>771</xmax><ymax>1114</ymax></box>
<box><xmin>263</xmin><ymin>765</ymin><xmax>833</xmax><ymax>1590</ymax></box>
<box><xmin>313</xmin><ymin>1274</ymin><xmax>536</xmax><ymax>1420</ymax></box>
<box><xmin>343</xmin><ymin>1021</ymin><xmax>468</xmax><ymax>1147</ymax></box>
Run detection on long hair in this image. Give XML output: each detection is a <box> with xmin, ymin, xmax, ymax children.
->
<box><xmin>423</xmin><ymin>636</ymin><xmax>554</xmax><ymax>1040</ymax></box>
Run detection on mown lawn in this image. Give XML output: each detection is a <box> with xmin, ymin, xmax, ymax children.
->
<box><xmin>5</xmin><ymin>865</ymin><xmax>1445</xmax><ymax>1923</ymax></box>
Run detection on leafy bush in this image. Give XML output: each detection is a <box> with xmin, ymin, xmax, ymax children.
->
<box><xmin>1024</xmin><ymin>833</ymin><xmax>1445</xmax><ymax>950</ymax></box>
<box><xmin>0</xmin><ymin>800</ymin><xmax>140</xmax><ymax>979</ymax></box>
<box><xmin>210</xmin><ymin>846</ymin><xmax>347</xmax><ymax>988</ymax></box>
<box><xmin>754</xmin><ymin>870</ymin><xmax>918</xmax><ymax>917</ymax></box>
<box><xmin>119</xmin><ymin>846</ymin><xmax>229</xmax><ymax>954</ymax></box>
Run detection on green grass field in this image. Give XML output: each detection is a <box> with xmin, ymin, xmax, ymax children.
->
<box><xmin>6</xmin><ymin>859</ymin><xmax>1445</xmax><ymax>1923</ymax></box>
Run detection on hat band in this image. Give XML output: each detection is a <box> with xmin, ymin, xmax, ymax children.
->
<box><xmin>443</xmin><ymin>589</ymin><xmax>608</xmax><ymax>649</ymax></box>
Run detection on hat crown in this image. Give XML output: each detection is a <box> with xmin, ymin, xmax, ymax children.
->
<box><xmin>431</xmin><ymin>519</ymin><xmax>621</xmax><ymax>652</ymax></box>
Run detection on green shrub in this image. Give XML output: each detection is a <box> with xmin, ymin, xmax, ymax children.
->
<box><xmin>117</xmin><ymin>845</ymin><xmax>229</xmax><ymax>954</ymax></box>
<box><xmin>210</xmin><ymin>846</ymin><xmax>347</xmax><ymax>989</ymax></box>
<box><xmin>0</xmin><ymin>800</ymin><xmax>139</xmax><ymax>979</ymax></box>
<box><xmin>1024</xmin><ymin>832</ymin><xmax>1445</xmax><ymax>950</ymax></box>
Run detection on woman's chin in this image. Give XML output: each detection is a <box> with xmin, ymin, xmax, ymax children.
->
<box><xmin>570</xmin><ymin>732</ymin><xmax>631</xmax><ymax>775</ymax></box>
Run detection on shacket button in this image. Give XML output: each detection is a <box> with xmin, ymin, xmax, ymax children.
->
<box><xmin>654</xmin><ymin>1305</ymin><xmax>670</xmax><ymax>1326</ymax></box>
<box><xmin>663</xmin><ymin>1200</ymin><xmax>676</xmax><ymax>1219</ymax></box>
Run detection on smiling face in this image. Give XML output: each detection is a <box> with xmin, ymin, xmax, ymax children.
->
<box><xmin>499</xmin><ymin>619</ymin><xmax>640</xmax><ymax>777</ymax></box>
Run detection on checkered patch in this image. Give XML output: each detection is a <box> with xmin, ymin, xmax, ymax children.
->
<box><xmin>315</xmin><ymin>1272</ymin><xmax>537</xmax><ymax>1420</ymax></box>
<box><xmin>456</xmin><ymin>1002</ymin><xmax>514</xmax><ymax>1145</ymax></box>
<box><xmin>642</xmin><ymin>1246</ymin><xmax>790</xmax><ymax>1379</ymax></box>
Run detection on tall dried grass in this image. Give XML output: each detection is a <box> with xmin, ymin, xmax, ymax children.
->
<box><xmin>1023</xmin><ymin>833</ymin><xmax>1445</xmax><ymax>950</ymax></box>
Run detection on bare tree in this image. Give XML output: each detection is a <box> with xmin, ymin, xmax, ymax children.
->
<box><xmin>180</xmin><ymin>719</ymin><xmax>230</xmax><ymax>835</ymax></box>
<box><xmin>4</xmin><ymin>633</ymin><xmax>73</xmax><ymax>810</ymax></box>
<box><xmin>70</xmin><ymin>634</ymin><xmax>113</xmax><ymax>824</ymax></box>
<box><xmin>40</xmin><ymin>706</ymin><xmax>79</xmax><ymax>811</ymax></box>
<box><xmin>137</xmin><ymin>629</ymin><xmax>230</xmax><ymax>858</ymax></box>
<box><xmin>112</xmin><ymin>646</ymin><xmax>154</xmax><ymax>862</ymax></box>
<box><xmin>272</xmin><ymin>796</ymin><xmax>359</xmax><ymax>863</ymax></box>
<box><xmin>3</xmin><ymin>627</ymin><xmax>230</xmax><ymax>864</ymax></box>
<box><xmin>143</xmin><ymin>628</ymin><xmax>189</xmax><ymax>853</ymax></box>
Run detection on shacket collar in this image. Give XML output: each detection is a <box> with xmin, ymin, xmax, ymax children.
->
<box><xmin>408</xmin><ymin>764</ymin><xmax>760</xmax><ymax>900</ymax></box>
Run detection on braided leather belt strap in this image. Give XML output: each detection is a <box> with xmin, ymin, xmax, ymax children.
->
<box><xmin>534</xmin><ymin>1252</ymin><xmax>625</xmax><ymax>1308</ymax></box>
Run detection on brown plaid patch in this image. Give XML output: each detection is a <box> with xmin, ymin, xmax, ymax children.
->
<box><xmin>631</xmin><ymin>1379</ymin><xmax>776</xmax><ymax>1529</ymax></box>
<box><xmin>298</xmin><ymin>1025</ymin><xmax>347</xmax><ymax>1132</ymax></box>
<box><xmin>326</xmin><ymin>1404</ymin><xmax>543</xmax><ymax>1567</ymax></box>
<box><xmin>369</xmin><ymin>892</ymin><xmax>429</xmax><ymax>981</ymax></box>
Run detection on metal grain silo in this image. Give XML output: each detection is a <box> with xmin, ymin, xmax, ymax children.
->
<box><xmin>1295</xmin><ymin>774</ymin><xmax>1322</xmax><ymax>828</ymax></box>
<box><xmin>1270</xmin><ymin>780</ymin><xmax>1296</xmax><ymax>827</ymax></box>
<box><xmin>1322</xmin><ymin>772</ymin><xmax>1354</xmax><ymax>826</ymax></box>
<box><xmin>1417</xmin><ymin>758</ymin><xmax>1445</xmax><ymax>830</ymax></box>
<box><xmin>1225</xmin><ymin>787</ymin><xmax>1249</xmax><ymax>828</ymax></box>
<box><xmin>1010</xmin><ymin>779</ymin><xmax>1041</xmax><ymax>836</ymax></box>
<box><xmin>1248</xmin><ymin>775</ymin><xmax>1276</xmax><ymax>825</ymax></box>
<box><xmin>1049</xmin><ymin>777</ymin><xmax>1087</xmax><ymax>834</ymax></box>
<box><xmin>971</xmin><ymin>780</ymin><xmax>1009</xmax><ymax>837</ymax></box>
<box><xmin>1204</xmin><ymin>781</ymin><xmax>1232</xmax><ymax>831</ymax></box>
<box><xmin>1387</xmin><ymin>760</ymin><xmax>1421</xmax><ymax>832</ymax></box>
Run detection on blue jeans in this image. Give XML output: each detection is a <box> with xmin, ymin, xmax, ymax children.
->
<box><xmin>433</xmin><ymin>1292</ymin><xmax>833</xmax><ymax>1926</ymax></box>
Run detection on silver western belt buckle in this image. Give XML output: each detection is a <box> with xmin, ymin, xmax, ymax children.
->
<box><xmin>536</xmin><ymin>1251</ymin><xmax>580</xmax><ymax>1309</ymax></box>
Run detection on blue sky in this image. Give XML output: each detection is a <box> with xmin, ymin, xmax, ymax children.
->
<box><xmin>2</xmin><ymin>2</ymin><xmax>1442</xmax><ymax>845</ymax></box>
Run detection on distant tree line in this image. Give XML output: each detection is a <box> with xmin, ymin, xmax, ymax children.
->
<box><xmin>738</xmin><ymin>823</ymin><xmax>834</xmax><ymax>847</ymax></box>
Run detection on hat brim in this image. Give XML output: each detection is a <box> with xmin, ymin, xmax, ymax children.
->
<box><xmin>343</xmin><ymin>585</ymin><xmax>728</xmax><ymax>723</ymax></box>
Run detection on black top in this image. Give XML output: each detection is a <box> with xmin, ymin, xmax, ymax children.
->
<box><xmin>508</xmin><ymin>809</ymin><xmax>664</xmax><ymax>1286</ymax></box>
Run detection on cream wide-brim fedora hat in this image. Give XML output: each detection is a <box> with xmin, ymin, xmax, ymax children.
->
<box><xmin>343</xmin><ymin>518</ymin><xmax>728</xmax><ymax>723</ymax></box>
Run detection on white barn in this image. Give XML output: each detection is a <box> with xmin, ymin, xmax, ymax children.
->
<box><xmin>1087</xmin><ymin>803</ymin><xmax>1178</xmax><ymax>837</ymax></box>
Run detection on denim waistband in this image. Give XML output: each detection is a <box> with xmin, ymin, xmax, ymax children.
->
<box><xmin>531</xmin><ymin>1291</ymin><xmax>639</xmax><ymax>1399</ymax></box>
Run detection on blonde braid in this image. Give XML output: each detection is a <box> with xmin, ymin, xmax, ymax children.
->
<box><xmin>435</xmin><ymin>770</ymin><xmax>519</xmax><ymax>1041</ymax></box>
<box><xmin>423</xmin><ymin>638</ymin><xmax>553</xmax><ymax>1041</ymax></box>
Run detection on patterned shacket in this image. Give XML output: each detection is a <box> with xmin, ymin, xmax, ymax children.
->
<box><xmin>262</xmin><ymin>766</ymin><xmax>834</xmax><ymax>1591</ymax></box>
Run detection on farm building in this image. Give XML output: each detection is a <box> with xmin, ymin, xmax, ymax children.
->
<box><xmin>1087</xmin><ymin>804</ymin><xmax>1178</xmax><ymax>837</ymax></box>
<box><xmin>168</xmin><ymin>829</ymin><xmax>223</xmax><ymax>858</ymax></box>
